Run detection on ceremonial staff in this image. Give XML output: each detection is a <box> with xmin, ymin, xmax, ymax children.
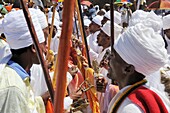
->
<box><xmin>19</xmin><ymin>0</ymin><xmax>54</xmax><ymax>102</ymax></box>
<box><xmin>76</xmin><ymin>0</ymin><xmax>92</xmax><ymax>68</ymax></box>
<box><xmin>111</xmin><ymin>0</ymin><xmax>115</xmax><ymax>52</ymax></box>
<box><xmin>53</xmin><ymin>0</ymin><xmax>75</xmax><ymax>112</ymax></box>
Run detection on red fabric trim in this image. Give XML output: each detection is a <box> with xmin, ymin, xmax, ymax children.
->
<box><xmin>128</xmin><ymin>86</ymin><xmax>168</xmax><ymax>113</ymax></box>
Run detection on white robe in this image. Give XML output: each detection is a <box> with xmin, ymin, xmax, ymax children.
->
<box><xmin>87</xmin><ymin>31</ymin><xmax>102</xmax><ymax>54</ymax></box>
<box><xmin>0</xmin><ymin>65</ymin><xmax>45</xmax><ymax>113</ymax></box>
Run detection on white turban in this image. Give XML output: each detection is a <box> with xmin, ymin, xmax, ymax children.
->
<box><xmin>84</xmin><ymin>18</ymin><xmax>91</xmax><ymax>27</ymax></box>
<box><xmin>92</xmin><ymin>15</ymin><xmax>103</xmax><ymax>26</ymax></box>
<box><xmin>163</xmin><ymin>14</ymin><xmax>170</xmax><ymax>30</ymax></box>
<box><xmin>48</xmin><ymin>11</ymin><xmax>60</xmax><ymax>27</ymax></box>
<box><xmin>114</xmin><ymin>23</ymin><xmax>169</xmax><ymax>76</ymax></box>
<box><xmin>104</xmin><ymin>10</ymin><xmax>121</xmax><ymax>25</ymax></box>
<box><xmin>2</xmin><ymin>9</ymin><xmax>45</xmax><ymax>50</ymax></box>
<box><xmin>101</xmin><ymin>21</ymin><xmax>122</xmax><ymax>39</ymax></box>
<box><xmin>34</xmin><ymin>9</ymin><xmax>48</xmax><ymax>29</ymax></box>
<box><xmin>129</xmin><ymin>10</ymin><xmax>162</xmax><ymax>33</ymax></box>
<box><xmin>0</xmin><ymin>18</ymin><xmax>3</xmax><ymax>34</ymax></box>
<box><xmin>0</xmin><ymin>39</ymin><xmax>12</xmax><ymax>74</ymax></box>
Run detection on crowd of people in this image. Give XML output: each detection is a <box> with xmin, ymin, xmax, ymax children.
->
<box><xmin>0</xmin><ymin>0</ymin><xmax>170</xmax><ymax>113</ymax></box>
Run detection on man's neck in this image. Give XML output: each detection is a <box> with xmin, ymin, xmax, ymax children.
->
<box><xmin>11</xmin><ymin>56</ymin><xmax>32</xmax><ymax>73</ymax></box>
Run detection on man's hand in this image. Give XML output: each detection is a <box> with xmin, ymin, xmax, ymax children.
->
<box><xmin>96</xmin><ymin>76</ymin><xmax>108</xmax><ymax>93</ymax></box>
<box><xmin>41</xmin><ymin>91</ymin><xmax>50</xmax><ymax>105</ymax></box>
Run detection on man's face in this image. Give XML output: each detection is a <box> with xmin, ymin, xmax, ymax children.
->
<box><xmin>108</xmin><ymin>49</ymin><xmax>126</xmax><ymax>82</ymax></box>
<box><xmin>89</xmin><ymin>22</ymin><xmax>100</xmax><ymax>33</ymax></box>
<box><xmin>84</xmin><ymin>26</ymin><xmax>90</xmax><ymax>36</ymax></box>
<box><xmin>97</xmin><ymin>30</ymin><xmax>108</xmax><ymax>47</ymax></box>
<box><xmin>101</xmin><ymin>17</ymin><xmax>109</xmax><ymax>26</ymax></box>
<box><xmin>165</xmin><ymin>29</ymin><xmax>170</xmax><ymax>39</ymax></box>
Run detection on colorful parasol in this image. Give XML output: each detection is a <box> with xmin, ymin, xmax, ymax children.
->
<box><xmin>147</xmin><ymin>0</ymin><xmax>170</xmax><ymax>10</ymax></box>
<box><xmin>114</xmin><ymin>0</ymin><xmax>133</xmax><ymax>6</ymax></box>
<box><xmin>81</xmin><ymin>0</ymin><xmax>92</xmax><ymax>7</ymax></box>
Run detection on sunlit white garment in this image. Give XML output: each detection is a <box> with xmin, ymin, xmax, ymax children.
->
<box><xmin>108</xmin><ymin>84</ymin><xmax>170</xmax><ymax>113</ymax></box>
<box><xmin>50</xmin><ymin>34</ymin><xmax>60</xmax><ymax>55</ymax></box>
<box><xmin>87</xmin><ymin>31</ymin><xmax>103</xmax><ymax>54</ymax></box>
<box><xmin>0</xmin><ymin>65</ymin><xmax>45</xmax><ymax>113</ymax></box>
<box><xmin>30</xmin><ymin>64</ymin><xmax>48</xmax><ymax>96</ymax></box>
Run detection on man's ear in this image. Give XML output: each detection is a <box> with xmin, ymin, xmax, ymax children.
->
<box><xmin>123</xmin><ymin>64</ymin><xmax>135</xmax><ymax>76</ymax></box>
<box><xmin>30</xmin><ymin>45</ymin><xmax>36</xmax><ymax>53</ymax></box>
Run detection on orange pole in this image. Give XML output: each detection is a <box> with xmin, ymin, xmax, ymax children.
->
<box><xmin>53</xmin><ymin>0</ymin><xmax>75</xmax><ymax>113</ymax></box>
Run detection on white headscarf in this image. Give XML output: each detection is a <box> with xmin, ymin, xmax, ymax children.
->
<box><xmin>2</xmin><ymin>9</ymin><xmax>45</xmax><ymax>50</ymax></box>
<box><xmin>34</xmin><ymin>9</ymin><xmax>48</xmax><ymax>29</ymax></box>
<box><xmin>114</xmin><ymin>23</ymin><xmax>169</xmax><ymax>76</ymax></box>
<box><xmin>0</xmin><ymin>39</ymin><xmax>12</xmax><ymax>74</ymax></box>
<box><xmin>104</xmin><ymin>10</ymin><xmax>121</xmax><ymax>25</ymax></box>
<box><xmin>101</xmin><ymin>21</ymin><xmax>122</xmax><ymax>39</ymax></box>
<box><xmin>48</xmin><ymin>11</ymin><xmax>60</xmax><ymax>27</ymax></box>
<box><xmin>92</xmin><ymin>15</ymin><xmax>103</xmax><ymax>26</ymax></box>
<box><xmin>129</xmin><ymin>10</ymin><xmax>162</xmax><ymax>33</ymax></box>
<box><xmin>163</xmin><ymin>14</ymin><xmax>170</xmax><ymax>30</ymax></box>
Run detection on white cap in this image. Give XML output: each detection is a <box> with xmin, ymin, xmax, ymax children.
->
<box><xmin>34</xmin><ymin>9</ymin><xmax>48</xmax><ymax>29</ymax></box>
<box><xmin>101</xmin><ymin>21</ymin><xmax>111</xmax><ymax>37</ymax></box>
<box><xmin>101</xmin><ymin>20</ymin><xmax>123</xmax><ymax>38</ymax></box>
<box><xmin>48</xmin><ymin>11</ymin><xmax>60</xmax><ymax>27</ymax></box>
<box><xmin>84</xmin><ymin>18</ymin><xmax>91</xmax><ymax>27</ymax></box>
<box><xmin>104</xmin><ymin>10</ymin><xmax>121</xmax><ymax>24</ymax></box>
<box><xmin>163</xmin><ymin>14</ymin><xmax>170</xmax><ymax>30</ymax></box>
<box><xmin>2</xmin><ymin>9</ymin><xmax>45</xmax><ymax>49</ymax></box>
<box><xmin>92</xmin><ymin>15</ymin><xmax>103</xmax><ymax>26</ymax></box>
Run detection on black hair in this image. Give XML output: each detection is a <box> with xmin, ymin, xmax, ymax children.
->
<box><xmin>11</xmin><ymin>45</ymin><xmax>32</xmax><ymax>55</ymax></box>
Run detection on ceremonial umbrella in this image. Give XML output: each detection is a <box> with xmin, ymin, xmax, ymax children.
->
<box><xmin>81</xmin><ymin>0</ymin><xmax>92</xmax><ymax>7</ymax></box>
<box><xmin>114</xmin><ymin>0</ymin><xmax>133</xmax><ymax>6</ymax></box>
<box><xmin>147</xmin><ymin>0</ymin><xmax>170</xmax><ymax>9</ymax></box>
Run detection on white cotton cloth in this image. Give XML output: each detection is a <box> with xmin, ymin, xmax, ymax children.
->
<box><xmin>92</xmin><ymin>15</ymin><xmax>103</xmax><ymax>26</ymax></box>
<box><xmin>114</xmin><ymin>23</ymin><xmax>169</xmax><ymax>76</ymax></box>
<box><xmin>84</xmin><ymin>18</ymin><xmax>91</xmax><ymax>27</ymax></box>
<box><xmin>2</xmin><ymin>9</ymin><xmax>45</xmax><ymax>50</ymax></box>
<box><xmin>163</xmin><ymin>14</ymin><xmax>170</xmax><ymax>30</ymax></box>
<box><xmin>34</xmin><ymin>9</ymin><xmax>48</xmax><ymax>29</ymax></box>
<box><xmin>104</xmin><ymin>10</ymin><xmax>121</xmax><ymax>25</ymax></box>
<box><xmin>50</xmin><ymin>34</ymin><xmax>60</xmax><ymax>55</ymax></box>
<box><xmin>48</xmin><ymin>11</ymin><xmax>60</xmax><ymax>28</ymax></box>
<box><xmin>0</xmin><ymin>39</ymin><xmax>12</xmax><ymax>75</ymax></box>
<box><xmin>87</xmin><ymin>31</ymin><xmax>103</xmax><ymax>54</ymax></box>
<box><xmin>129</xmin><ymin>10</ymin><xmax>162</xmax><ymax>33</ymax></box>
<box><xmin>0</xmin><ymin>18</ymin><xmax>3</xmax><ymax>34</ymax></box>
<box><xmin>101</xmin><ymin>21</ymin><xmax>123</xmax><ymax>39</ymax></box>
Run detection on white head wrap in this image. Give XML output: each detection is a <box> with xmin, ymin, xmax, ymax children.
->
<box><xmin>34</xmin><ymin>9</ymin><xmax>48</xmax><ymax>29</ymax></box>
<box><xmin>0</xmin><ymin>18</ymin><xmax>4</xmax><ymax>34</ymax></box>
<box><xmin>101</xmin><ymin>21</ymin><xmax>123</xmax><ymax>38</ymax></box>
<box><xmin>129</xmin><ymin>10</ymin><xmax>162</xmax><ymax>33</ymax></box>
<box><xmin>84</xmin><ymin>18</ymin><xmax>91</xmax><ymax>27</ymax></box>
<box><xmin>0</xmin><ymin>39</ymin><xmax>12</xmax><ymax>74</ymax></box>
<box><xmin>2</xmin><ymin>9</ymin><xmax>45</xmax><ymax>50</ymax></box>
<box><xmin>48</xmin><ymin>11</ymin><xmax>60</xmax><ymax>27</ymax></box>
<box><xmin>92</xmin><ymin>15</ymin><xmax>103</xmax><ymax>26</ymax></box>
<box><xmin>114</xmin><ymin>23</ymin><xmax>169</xmax><ymax>76</ymax></box>
<box><xmin>163</xmin><ymin>14</ymin><xmax>170</xmax><ymax>30</ymax></box>
<box><xmin>104</xmin><ymin>10</ymin><xmax>121</xmax><ymax>25</ymax></box>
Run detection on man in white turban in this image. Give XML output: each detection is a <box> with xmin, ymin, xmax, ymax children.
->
<box><xmin>107</xmin><ymin>23</ymin><xmax>170</xmax><ymax>113</ymax></box>
<box><xmin>95</xmin><ymin>21</ymin><xmax>119</xmax><ymax>113</ymax></box>
<box><xmin>1</xmin><ymin>9</ymin><xmax>47</xmax><ymax>113</ymax></box>
<box><xmin>87</xmin><ymin>15</ymin><xmax>103</xmax><ymax>54</ymax></box>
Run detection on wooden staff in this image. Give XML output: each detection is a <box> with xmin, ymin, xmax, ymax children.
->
<box><xmin>53</xmin><ymin>0</ymin><xmax>75</xmax><ymax>112</ymax></box>
<box><xmin>76</xmin><ymin>0</ymin><xmax>92</xmax><ymax>68</ymax></box>
<box><xmin>47</xmin><ymin>3</ymin><xmax>57</xmax><ymax>62</ymax></box>
<box><xmin>19</xmin><ymin>0</ymin><xmax>54</xmax><ymax>102</ymax></box>
<box><xmin>111</xmin><ymin>0</ymin><xmax>115</xmax><ymax>52</ymax></box>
